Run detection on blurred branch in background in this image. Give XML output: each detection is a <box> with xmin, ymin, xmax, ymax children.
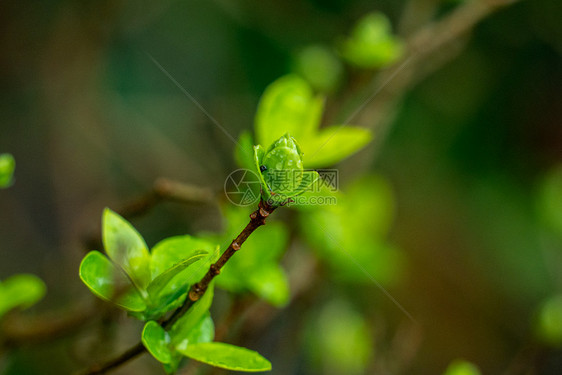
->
<box><xmin>82</xmin><ymin>178</ymin><xmax>216</xmax><ymax>251</ymax></box>
<box><xmin>351</xmin><ymin>0</ymin><xmax>522</xmax><ymax>162</ymax></box>
<box><xmin>117</xmin><ymin>178</ymin><xmax>216</xmax><ymax>219</ymax></box>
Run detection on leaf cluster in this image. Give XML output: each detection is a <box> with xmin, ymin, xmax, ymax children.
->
<box><xmin>79</xmin><ymin>209</ymin><xmax>270</xmax><ymax>373</ymax></box>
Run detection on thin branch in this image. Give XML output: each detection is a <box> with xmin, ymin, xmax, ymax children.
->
<box><xmin>79</xmin><ymin>200</ymin><xmax>276</xmax><ymax>375</ymax></box>
<box><xmin>192</xmin><ymin>200</ymin><xmax>276</xmax><ymax>300</ymax></box>
<box><xmin>82</xmin><ymin>342</ymin><xmax>146</xmax><ymax>375</ymax></box>
<box><xmin>120</xmin><ymin>178</ymin><xmax>216</xmax><ymax>219</ymax></box>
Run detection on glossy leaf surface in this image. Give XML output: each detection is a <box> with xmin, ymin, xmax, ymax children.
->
<box><xmin>170</xmin><ymin>284</ymin><xmax>214</xmax><ymax>347</ymax></box>
<box><xmin>255</xmin><ymin>75</ymin><xmax>323</xmax><ymax>149</ymax></box>
<box><xmin>304</xmin><ymin>127</ymin><xmax>371</xmax><ymax>168</ymax></box>
<box><xmin>142</xmin><ymin>321</ymin><xmax>173</xmax><ymax>364</ymax></box>
<box><xmin>150</xmin><ymin>236</ymin><xmax>218</xmax><ymax>286</ymax></box>
<box><xmin>179</xmin><ymin>342</ymin><xmax>272</xmax><ymax>372</ymax></box>
<box><xmin>147</xmin><ymin>251</ymin><xmax>207</xmax><ymax>305</ymax></box>
<box><xmin>102</xmin><ymin>208</ymin><xmax>151</xmax><ymax>290</ymax></box>
<box><xmin>79</xmin><ymin>251</ymin><xmax>146</xmax><ymax>311</ymax></box>
<box><xmin>254</xmin><ymin>76</ymin><xmax>372</xmax><ymax>168</ymax></box>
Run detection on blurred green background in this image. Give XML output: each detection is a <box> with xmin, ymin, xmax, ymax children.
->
<box><xmin>0</xmin><ymin>0</ymin><xmax>561</xmax><ymax>374</ymax></box>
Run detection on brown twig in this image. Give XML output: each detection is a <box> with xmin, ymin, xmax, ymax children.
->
<box><xmin>79</xmin><ymin>200</ymin><xmax>276</xmax><ymax>375</ymax></box>
<box><xmin>82</xmin><ymin>342</ymin><xmax>146</xmax><ymax>375</ymax></box>
<box><xmin>120</xmin><ymin>178</ymin><xmax>216</xmax><ymax>219</ymax></box>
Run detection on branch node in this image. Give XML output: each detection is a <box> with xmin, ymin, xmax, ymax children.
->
<box><xmin>232</xmin><ymin>242</ymin><xmax>241</xmax><ymax>251</ymax></box>
<box><xmin>188</xmin><ymin>289</ymin><xmax>201</xmax><ymax>302</ymax></box>
<box><xmin>210</xmin><ymin>264</ymin><xmax>221</xmax><ymax>275</ymax></box>
<box><xmin>259</xmin><ymin>207</ymin><xmax>270</xmax><ymax>218</ymax></box>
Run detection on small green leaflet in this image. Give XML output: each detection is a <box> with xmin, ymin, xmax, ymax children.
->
<box><xmin>150</xmin><ymin>236</ymin><xmax>219</xmax><ymax>285</ymax></box>
<box><xmin>147</xmin><ymin>251</ymin><xmax>208</xmax><ymax>305</ymax></box>
<box><xmin>170</xmin><ymin>284</ymin><xmax>214</xmax><ymax>348</ymax></box>
<box><xmin>142</xmin><ymin>321</ymin><xmax>173</xmax><ymax>364</ymax></box>
<box><xmin>178</xmin><ymin>342</ymin><xmax>272</xmax><ymax>372</ymax></box>
<box><xmin>142</xmin><ymin>314</ymin><xmax>215</xmax><ymax>369</ymax></box>
<box><xmin>254</xmin><ymin>75</ymin><xmax>372</xmax><ymax>168</ymax></box>
<box><xmin>102</xmin><ymin>208</ymin><xmax>151</xmax><ymax>290</ymax></box>
<box><xmin>79</xmin><ymin>251</ymin><xmax>146</xmax><ymax>312</ymax></box>
<box><xmin>80</xmin><ymin>210</ymin><xmax>217</xmax><ymax>319</ymax></box>
<box><xmin>0</xmin><ymin>153</ymin><xmax>15</xmax><ymax>188</ymax></box>
<box><xmin>0</xmin><ymin>274</ymin><xmax>46</xmax><ymax>318</ymax></box>
<box><xmin>339</xmin><ymin>12</ymin><xmax>403</xmax><ymax>69</ymax></box>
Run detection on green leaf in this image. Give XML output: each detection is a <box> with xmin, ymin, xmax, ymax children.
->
<box><xmin>253</xmin><ymin>76</ymin><xmax>372</xmax><ymax>170</ymax></box>
<box><xmin>174</xmin><ymin>313</ymin><xmax>215</xmax><ymax>351</ymax></box>
<box><xmin>147</xmin><ymin>251</ymin><xmax>207</xmax><ymax>304</ymax></box>
<box><xmin>292</xmin><ymin>45</ymin><xmax>343</xmax><ymax>93</ymax></box>
<box><xmin>340</xmin><ymin>12</ymin><xmax>403</xmax><ymax>69</ymax></box>
<box><xmin>0</xmin><ymin>274</ymin><xmax>46</xmax><ymax>318</ymax></box>
<box><xmin>255</xmin><ymin>75</ymin><xmax>324</xmax><ymax>148</ymax></box>
<box><xmin>170</xmin><ymin>284</ymin><xmax>214</xmax><ymax>347</ymax></box>
<box><xmin>150</xmin><ymin>236</ymin><xmax>219</xmax><ymax>286</ymax></box>
<box><xmin>179</xmin><ymin>342</ymin><xmax>272</xmax><ymax>372</ymax></box>
<box><xmin>303</xmin><ymin>126</ymin><xmax>372</xmax><ymax>168</ymax></box>
<box><xmin>305</xmin><ymin>300</ymin><xmax>372</xmax><ymax>375</ymax></box>
<box><xmin>247</xmin><ymin>265</ymin><xmax>290</xmax><ymax>307</ymax></box>
<box><xmin>79</xmin><ymin>251</ymin><xmax>146</xmax><ymax>312</ymax></box>
<box><xmin>102</xmin><ymin>208</ymin><xmax>151</xmax><ymax>290</ymax></box>
<box><xmin>163</xmin><ymin>355</ymin><xmax>183</xmax><ymax>375</ymax></box>
<box><xmin>142</xmin><ymin>321</ymin><xmax>173</xmax><ymax>364</ymax></box>
<box><xmin>0</xmin><ymin>153</ymin><xmax>15</xmax><ymax>188</ymax></box>
<box><xmin>534</xmin><ymin>295</ymin><xmax>562</xmax><ymax>346</ymax></box>
<box><xmin>443</xmin><ymin>359</ymin><xmax>482</xmax><ymax>375</ymax></box>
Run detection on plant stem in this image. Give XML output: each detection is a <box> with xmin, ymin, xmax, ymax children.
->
<box><xmin>193</xmin><ymin>200</ymin><xmax>276</xmax><ymax>299</ymax></box>
<box><xmin>120</xmin><ymin>178</ymin><xmax>216</xmax><ymax>219</ymax></box>
<box><xmin>83</xmin><ymin>342</ymin><xmax>146</xmax><ymax>375</ymax></box>
<box><xmin>79</xmin><ymin>200</ymin><xmax>276</xmax><ymax>375</ymax></box>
